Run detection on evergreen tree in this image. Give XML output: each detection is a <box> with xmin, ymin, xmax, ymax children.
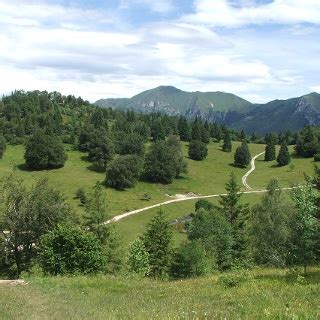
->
<box><xmin>201</xmin><ymin>126</ymin><xmax>210</xmax><ymax>144</ymax></box>
<box><xmin>188</xmin><ymin>140</ymin><xmax>208</xmax><ymax>161</ymax></box>
<box><xmin>234</xmin><ymin>141</ymin><xmax>251</xmax><ymax>167</ymax></box>
<box><xmin>142</xmin><ymin>210</ymin><xmax>173</xmax><ymax>279</ymax></box>
<box><xmin>264</xmin><ymin>141</ymin><xmax>276</xmax><ymax>161</ymax></box>
<box><xmin>277</xmin><ymin>142</ymin><xmax>290</xmax><ymax>166</ymax></box>
<box><xmin>295</xmin><ymin>126</ymin><xmax>319</xmax><ymax>158</ymax></box>
<box><xmin>222</xmin><ymin>131</ymin><xmax>232</xmax><ymax>152</ymax></box>
<box><xmin>218</xmin><ymin>173</ymin><xmax>249</xmax><ymax>262</ymax></box>
<box><xmin>177</xmin><ymin>116</ymin><xmax>190</xmax><ymax>142</ymax></box>
<box><xmin>191</xmin><ymin>117</ymin><xmax>202</xmax><ymax>141</ymax></box>
<box><xmin>150</xmin><ymin>119</ymin><xmax>165</xmax><ymax>142</ymax></box>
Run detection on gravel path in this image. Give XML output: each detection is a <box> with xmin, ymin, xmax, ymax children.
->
<box><xmin>242</xmin><ymin>152</ymin><xmax>265</xmax><ymax>189</ymax></box>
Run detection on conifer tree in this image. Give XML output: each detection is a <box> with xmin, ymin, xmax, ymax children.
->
<box><xmin>222</xmin><ymin>131</ymin><xmax>232</xmax><ymax>152</ymax></box>
<box><xmin>191</xmin><ymin>117</ymin><xmax>202</xmax><ymax>141</ymax></box>
<box><xmin>142</xmin><ymin>209</ymin><xmax>173</xmax><ymax>279</ymax></box>
<box><xmin>264</xmin><ymin>141</ymin><xmax>276</xmax><ymax>161</ymax></box>
<box><xmin>218</xmin><ymin>173</ymin><xmax>249</xmax><ymax>262</ymax></box>
<box><xmin>277</xmin><ymin>142</ymin><xmax>290</xmax><ymax>166</ymax></box>
<box><xmin>177</xmin><ymin>116</ymin><xmax>190</xmax><ymax>142</ymax></box>
<box><xmin>234</xmin><ymin>141</ymin><xmax>251</xmax><ymax>167</ymax></box>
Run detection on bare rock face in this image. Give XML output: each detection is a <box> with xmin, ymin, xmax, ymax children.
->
<box><xmin>294</xmin><ymin>97</ymin><xmax>320</xmax><ymax>125</ymax></box>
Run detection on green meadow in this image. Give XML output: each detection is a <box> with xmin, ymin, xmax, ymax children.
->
<box><xmin>1</xmin><ymin>267</ymin><xmax>319</xmax><ymax>319</ymax></box>
<box><xmin>0</xmin><ymin>142</ymin><xmax>316</xmax><ymax>246</ymax></box>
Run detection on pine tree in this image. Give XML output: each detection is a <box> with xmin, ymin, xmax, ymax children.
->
<box><xmin>277</xmin><ymin>142</ymin><xmax>290</xmax><ymax>166</ymax></box>
<box><xmin>222</xmin><ymin>131</ymin><xmax>232</xmax><ymax>152</ymax></box>
<box><xmin>142</xmin><ymin>209</ymin><xmax>173</xmax><ymax>279</ymax></box>
<box><xmin>264</xmin><ymin>141</ymin><xmax>276</xmax><ymax>161</ymax></box>
<box><xmin>218</xmin><ymin>173</ymin><xmax>249</xmax><ymax>262</ymax></box>
<box><xmin>177</xmin><ymin>116</ymin><xmax>190</xmax><ymax>142</ymax></box>
<box><xmin>234</xmin><ymin>141</ymin><xmax>251</xmax><ymax>167</ymax></box>
<box><xmin>191</xmin><ymin>117</ymin><xmax>202</xmax><ymax>141</ymax></box>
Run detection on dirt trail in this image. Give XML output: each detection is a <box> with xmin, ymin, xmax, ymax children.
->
<box><xmin>242</xmin><ymin>151</ymin><xmax>265</xmax><ymax>189</ymax></box>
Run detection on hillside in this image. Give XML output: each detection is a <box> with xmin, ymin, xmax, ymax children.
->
<box><xmin>96</xmin><ymin>87</ymin><xmax>320</xmax><ymax>134</ymax></box>
<box><xmin>1</xmin><ymin>268</ymin><xmax>319</xmax><ymax>319</ymax></box>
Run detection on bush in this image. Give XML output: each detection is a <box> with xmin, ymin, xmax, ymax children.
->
<box><xmin>39</xmin><ymin>225</ymin><xmax>104</xmax><ymax>275</ymax></box>
<box><xmin>219</xmin><ymin>269</ymin><xmax>250</xmax><ymax>288</ymax></box>
<box><xmin>76</xmin><ymin>187</ymin><xmax>87</xmax><ymax>205</ymax></box>
<box><xmin>127</xmin><ymin>239</ymin><xmax>150</xmax><ymax>277</ymax></box>
<box><xmin>195</xmin><ymin>199</ymin><xmax>213</xmax><ymax>212</ymax></box>
<box><xmin>314</xmin><ymin>153</ymin><xmax>320</xmax><ymax>162</ymax></box>
<box><xmin>106</xmin><ymin>155</ymin><xmax>142</xmax><ymax>190</ymax></box>
<box><xmin>25</xmin><ymin>131</ymin><xmax>67</xmax><ymax>170</ymax></box>
<box><xmin>188</xmin><ymin>140</ymin><xmax>208</xmax><ymax>161</ymax></box>
<box><xmin>171</xmin><ymin>241</ymin><xmax>209</xmax><ymax>279</ymax></box>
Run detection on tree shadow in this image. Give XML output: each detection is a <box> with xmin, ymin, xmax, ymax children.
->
<box><xmin>16</xmin><ymin>163</ymin><xmax>59</xmax><ymax>172</ymax></box>
<box><xmin>86</xmin><ymin>164</ymin><xmax>105</xmax><ymax>173</ymax></box>
<box><xmin>254</xmin><ymin>268</ymin><xmax>320</xmax><ymax>285</ymax></box>
<box><xmin>229</xmin><ymin>163</ymin><xmax>244</xmax><ymax>169</ymax></box>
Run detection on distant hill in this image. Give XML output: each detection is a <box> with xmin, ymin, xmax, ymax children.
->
<box><xmin>95</xmin><ymin>86</ymin><xmax>320</xmax><ymax>134</ymax></box>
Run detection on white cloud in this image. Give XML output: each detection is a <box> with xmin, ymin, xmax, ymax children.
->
<box><xmin>184</xmin><ymin>0</ymin><xmax>320</xmax><ymax>27</ymax></box>
<box><xmin>120</xmin><ymin>0</ymin><xmax>174</xmax><ymax>13</ymax></box>
<box><xmin>0</xmin><ymin>0</ymin><xmax>318</xmax><ymax>103</ymax></box>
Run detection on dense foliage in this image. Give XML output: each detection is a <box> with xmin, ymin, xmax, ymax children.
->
<box><xmin>39</xmin><ymin>225</ymin><xmax>104</xmax><ymax>275</ymax></box>
<box><xmin>25</xmin><ymin>131</ymin><xmax>67</xmax><ymax>169</ymax></box>
<box><xmin>277</xmin><ymin>142</ymin><xmax>291</xmax><ymax>166</ymax></box>
<box><xmin>106</xmin><ymin>155</ymin><xmax>142</xmax><ymax>190</ymax></box>
<box><xmin>234</xmin><ymin>141</ymin><xmax>251</xmax><ymax>167</ymax></box>
<box><xmin>188</xmin><ymin>140</ymin><xmax>208</xmax><ymax>161</ymax></box>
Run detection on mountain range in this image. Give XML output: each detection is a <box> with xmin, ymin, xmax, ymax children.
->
<box><xmin>95</xmin><ymin>86</ymin><xmax>320</xmax><ymax>134</ymax></box>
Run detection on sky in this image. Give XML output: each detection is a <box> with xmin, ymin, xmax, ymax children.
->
<box><xmin>0</xmin><ymin>0</ymin><xmax>320</xmax><ymax>103</ymax></box>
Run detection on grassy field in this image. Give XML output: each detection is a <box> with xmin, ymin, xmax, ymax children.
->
<box><xmin>1</xmin><ymin>267</ymin><xmax>319</xmax><ymax>319</ymax></box>
<box><xmin>0</xmin><ymin>142</ymin><xmax>316</xmax><ymax>246</ymax></box>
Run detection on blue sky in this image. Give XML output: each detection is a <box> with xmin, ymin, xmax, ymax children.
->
<box><xmin>0</xmin><ymin>0</ymin><xmax>319</xmax><ymax>102</ymax></box>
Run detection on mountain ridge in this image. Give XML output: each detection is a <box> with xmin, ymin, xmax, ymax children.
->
<box><xmin>95</xmin><ymin>86</ymin><xmax>320</xmax><ymax>134</ymax></box>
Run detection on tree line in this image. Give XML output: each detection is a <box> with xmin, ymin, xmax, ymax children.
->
<box><xmin>1</xmin><ymin>170</ymin><xmax>319</xmax><ymax>279</ymax></box>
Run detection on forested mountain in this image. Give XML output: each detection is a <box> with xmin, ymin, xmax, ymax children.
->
<box><xmin>96</xmin><ymin>87</ymin><xmax>320</xmax><ymax>134</ymax></box>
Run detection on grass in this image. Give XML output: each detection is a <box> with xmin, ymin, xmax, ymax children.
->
<box><xmin>0</xmin><ymin>142</ymin><xmax>316</xmax><ymax>246</ymax></box>
<box><xmin>0</xmin><ymin>267</ymin><xmax>319</xmax><ymax>319</ymax></box>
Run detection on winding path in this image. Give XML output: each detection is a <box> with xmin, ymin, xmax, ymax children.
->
<box><xmin>105</xmin><ymin>152</ymin><xmax>270</xmax><ymax>224</ymax></box>
<box><xmin>242</xmin><ymin>152</ymin><xmax>265</xmax><ymax>189</ymax></box>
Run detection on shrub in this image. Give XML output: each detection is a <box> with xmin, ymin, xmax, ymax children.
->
<box><xmin>127</xmin><ymin>239</ymin><xmax>150</xmax><ymax>277</ymax></box>
<box><xmin>188</xmin><ymin>140</ymin><xmax>208</xmax><ymax>161</ymax></box>
<box><xmin>219</xmin><ymin>269</ymin><xmax>250</xmax><ymax>288</ymax></box>
<box><xmin>76</xmin><ymin>187</ymin><xmax>87</xmax><ymax>205</ymax></box>
<box><xmin>314</xmin><ymin>153</ymin><xmax>320</xmax><ymax>162</ymax></box>
<box><xmin>39</xmin><ymin>225</ymin><xmax>104</xmax><ymax>275</ymax></box>
<box><xmin>171</xmin><ymin>241</ymin><xmax>209</xmax><ymax>279</ymax></box>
